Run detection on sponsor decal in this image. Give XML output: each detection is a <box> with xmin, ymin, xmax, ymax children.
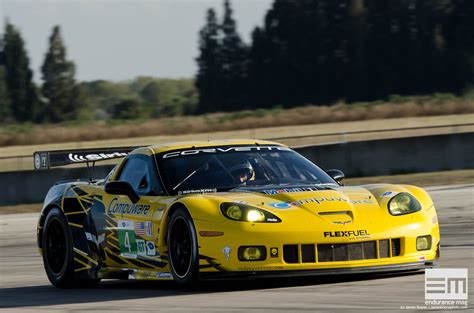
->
<box><xmin>85</xmin><ymin>232</ymin><xmax>105</xmax><ymax>245</ymax></box>
<box><xmin>85</xmin><ymin>231</ymin><xmax>93</xmax><ymax>242</ymax></box>
<box><xmin>381</xmin><ymin>191</ymin><xmax>394</xmax><ymax>197</ymax></box>
<box><xmin>178</xmin><ymin>188</ymin><xmax>217</xmax><ymax>195</ymax></box>
<box><xmin>238</xmin><ymin>266</ymin><xmax>284</xmax><ymax>271</ymax></box>
<box><xmin>263</xmin><ymin>187</ymin><xmax>322</xmax><ymax>195</ymax></box>
<box><xmin>136</xmin><ymin>239</ymin><xmax>146</xmax><ymax>256</ymax></box>
<box><xmin>232</xmin><ymin>200</ymin><xmax>247</xmax><ymax>204</ymax></box>
<box><xmin>269</xmin><ymin>202</ymin><xmax>292</xmax><ymax>209</ymax></box>
<box><xmin>157</xmin><ymin>272</ymin><xmax>172</xmax><ymax>278</ymax></box>
<box><xmin>145</xmin><ymin>221</ymin><xmax>153</xmax><ymax>237</ymax></box>
<box><xmin>118</xmin><ymin>220</ymin><xmax>134</xmax><ymax>230</ymax></box>
<box><xmin>118</xmin><ymin>220</ymin><xmax>137</xmax><ymax>258</ymax></box>
<box><xmin>162</xmin><ymin>145</ymin><xmax>291</xmax><ymax>159</ymax></box>
<box><xmin>68</xmin><ymin>152</ymin><xmax>127</xmax><ymax>163</ymax></box>
<box><xmin>34</xmin><ymin>154</ymin><xmax>41</xmax><ymax>170</ymax></box>
<box><xmin>269</xmin><ymin>197</ymin><xmax>374</xmax><ymax>209</ymax></box>
<box><xmin>332</xmin><ymin>220</ymin><xmax>352</xmax><ymax>225</ymax></box>
<box><xmin>135</xmin><ymin>222</ymin><xmax>145</xmax><ymax>236</ymax></box>
<box><xmin>107</xmin><ymin>198</ymin><xmax>150</xmax><ymax>216</ymax></box>
<box><xmin>323</xmin><ymin>230</ymin><xmax>370</xmax><ymax>237</ymax></box>
<box><xmin>222</xmin><ymin>245</ymin><xmax>232</xmax><ymax>261</ymax></box>
<box><xmin>146</xmin><ymin>241</ymin><xmax>157</xmax><ymax>256</ymax></box>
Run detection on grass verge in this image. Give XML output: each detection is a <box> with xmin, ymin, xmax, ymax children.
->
<box><xmin>1</xmin><ymin>94</ymin><xmax>473</xmax><ymax>147</ymax></box>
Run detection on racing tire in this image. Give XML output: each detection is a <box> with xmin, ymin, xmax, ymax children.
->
<box><xmin>42</xmin><ymin>207</ymin><xmax>100</xmax><ymax>288</ymax></box>
<box><xmin>167</xmin><ymin>207</ymin><xmax>200</xmax><ymax>288</ymax></box>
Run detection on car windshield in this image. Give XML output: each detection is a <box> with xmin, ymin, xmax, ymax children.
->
<box><xmin>157</xmin><ymin>145</ymin><xmax>337</xmax><ymax>195</ymax></box>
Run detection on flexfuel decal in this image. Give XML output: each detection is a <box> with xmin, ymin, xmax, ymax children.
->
<box><xmin>324</xmin><ymin>230</ymin><xmax>370</xmax><ymax>237</ymax></box>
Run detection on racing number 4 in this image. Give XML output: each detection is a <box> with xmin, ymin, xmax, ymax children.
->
<box><xmin>124</xmin><ymin>231</ymin><xmax>131</xmax><ymax>253</ymax></box>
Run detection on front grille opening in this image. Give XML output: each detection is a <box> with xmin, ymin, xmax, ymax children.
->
<box><xmin>391</xmin><ymin>238</ymin><xmax>401</xmax><ymax>256</ymax></box>
<box><xmin>379</xmin><ymin>239</ymin><xmax>390</xmax><ymax>258</ymax></box>
<box><xmin>283</xmin><ymin>245</ymin><xmax>299</xmax><ymax>263</ymax></box>
<box><xmin>317</xmin><ymin>241</ymin><xmax>377</xmax><ymax>262</ymax></box>
<box><xmin>362</xmin><ymin>241</ymin><xmax>377</xmax><ymax>259</ymax></box>
<box><xmin>301</xmin><ymin>244</ymin><xmax>316</xmax><ymax>263</ymax></box>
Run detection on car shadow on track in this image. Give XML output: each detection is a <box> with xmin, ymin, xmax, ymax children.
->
<box><xmin>0</xmin><ymin>271</ymin><xmax>423</xmax><ymax>308</ymax></box>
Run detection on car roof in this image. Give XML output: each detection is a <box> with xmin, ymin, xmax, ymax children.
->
<box><xmin>129</xmin><ymin>139</ymin><xmax>285</xmax><ymax>156</ymax></box>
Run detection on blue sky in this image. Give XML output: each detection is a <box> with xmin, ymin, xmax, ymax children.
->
<box><xmin>0</xmin><ymin>0</ymin><xmax>272</xmax><ymax>82</ymax></box>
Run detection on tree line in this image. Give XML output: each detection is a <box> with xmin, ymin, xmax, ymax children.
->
<box><xmin>0</xmin><ymin>23</ymin><xmax>198</xmax><ymax>124</ymax></box>
<box><xmin>196</xmin><ymin>0</ymin><xmax>474</xmax><ymax>112</ymax></box>
<box><xmin>1</xmin><ymin>0</ymin><xmax>472</xmax><ymax>124</ymax></box>
<box><xmin>0</xmin><ymin>24</ymin><xmax>80</xmax><ymax>123</ymax></box>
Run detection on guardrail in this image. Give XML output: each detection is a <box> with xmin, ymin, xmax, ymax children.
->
<box><xmin>1</xmin><ymin>122</ymin><xmax>473</xmax><ymax>171</ymax></box>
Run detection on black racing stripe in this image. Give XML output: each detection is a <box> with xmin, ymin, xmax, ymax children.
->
<box><xmin>136</xmin><ymin>257</ymin><xmax>168</xmax><ymax>268</ymax></box>
<box><xmin>104</xmin><ymin>243</ymin><xmax>120</xmax><ymax>255</ymax></box>
<box><xmin>105</xmin><ymin>249</ymin><xmax>127</xmax><ymax>265</ymax></box>
<box><xmin>199</xmin><ymin>254</ymin><xmax>225</xmax><ymax>272</ymax></box>
<box><xmin>128</xmin><ymin>259</ymin><xmax>154</xmax><ymax>269</ymax></box>
<box><xmin>199</xmin><ymin>254</ymin><xmax>217</xmax><ymax>260</ymax></box>
<box><xmin>199</xmin><ymin>264</ymin><xmax>218</xmax><ymax>269</ymax></box>
<box><xmin>74</xmin><ymin>251</ymin><xmax>97</xmax><ymax>267</ymax></box>
<box><xmin>63</xmin><ymin>198</ymin><xmax>85</xmax><ymax>214</ymax></box>
<box><xmin>73</xmin><ymin>187</ymin><xmax>88</xmax><ymax>196</ymax></box>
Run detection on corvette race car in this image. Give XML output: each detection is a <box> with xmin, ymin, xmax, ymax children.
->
<box><xmin>34</xmin><ymin>139</ymin><xmax>440</xmax><ymax>288</ymax></box>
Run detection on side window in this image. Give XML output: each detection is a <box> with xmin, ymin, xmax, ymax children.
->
<box><xmin>117</xmin><ymin>155</ymin><xmax>164</xmax><ymax>196</ymax></box>
<box><xmin>118</xmin><ymin>158</ymin><xmax>150</xmax><ymax>195</ymax></box>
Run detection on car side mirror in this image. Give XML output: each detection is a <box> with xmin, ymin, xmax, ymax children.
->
<box><xmin>327</xmin><ymin>169</ymin><xmax>345</xmax><ymax>185</ymax></box>
<box><xmin>105</xmin><ymin>181</ymin><xmax>140</xmax><ymax>204</ymax></box>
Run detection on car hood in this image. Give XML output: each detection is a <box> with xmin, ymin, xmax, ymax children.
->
<box><xmin>198</xmin><ymin>184</ymin><xmax>414</xmax><ymax>227</ymax></box>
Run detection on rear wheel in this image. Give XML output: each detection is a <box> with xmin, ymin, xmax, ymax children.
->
<box><xmin>167</xmin><ymin>207</ymin><xmax>199</xmax><ymax>287</ymax></box>
<box><xmin>42</xmin><ymin>207</ymin><xmax>100</xmax><ymax>288</ymax></box>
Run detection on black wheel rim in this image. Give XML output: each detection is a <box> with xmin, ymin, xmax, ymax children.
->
<box><xmin>170</xmin><ymin>217</ymin><xmax>192</xmax><ymax>278</ymax></box>
<box><xmin>45</xmin><ymin>219</ymin><xmax>67</xmax><ymax>274</ymax></box>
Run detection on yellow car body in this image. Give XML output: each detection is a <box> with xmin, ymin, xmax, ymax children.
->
<box><xmin>36</xmin><ymin>140</ymin><xmax>440</xmax><ymax>287</ymax></box>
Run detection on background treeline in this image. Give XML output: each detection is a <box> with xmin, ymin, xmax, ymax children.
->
<box><xmin>1</xmin><ymin>0</ymin><xmax>473</xmax><ymax>125</ymax></box>
<box><xmin>196</xmin><ymin>0</ymin><xmax>474</xmax><ymax>112</ymax></box>
<box><xmin>0</xmin><ymin>23</ymin><xmax>198</xmax><ymax>124</ymax></box>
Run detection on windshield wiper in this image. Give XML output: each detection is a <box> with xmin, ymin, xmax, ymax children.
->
<box><xmin>172</xmin><ymin>162</ymin><xmax>209</xmax><ymax>191</ymax></box>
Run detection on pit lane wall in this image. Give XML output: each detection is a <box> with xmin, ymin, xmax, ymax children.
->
<box><xmin>1</xmin><ymin>132</ymin><xmax>473</xmax><ymax>206</ymax></box>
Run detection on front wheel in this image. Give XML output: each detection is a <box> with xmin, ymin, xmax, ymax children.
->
<box><xmin>167</xmin><ymin>207</ymin><xmax>199</xmax><ymax>287</ymax></box>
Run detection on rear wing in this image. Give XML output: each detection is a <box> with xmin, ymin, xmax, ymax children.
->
<box><xmin>33</xmin><ymin>146</ymin><xmax>142</xmax><ymax>170</ymax></box>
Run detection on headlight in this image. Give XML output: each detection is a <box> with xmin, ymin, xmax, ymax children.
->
<box><xmin>220</xmin><ymin>203</ymin><xmax>281</xmax><ymax>223</ymax></box>
<box><xmin>416</xmin><ymin>235</ymin><xmax>432</xmax><ymax>251</ymax></box>
<box><xmin>388</xmin><ymin>193</ymin><xmax>422</xmax><ymax>216</ymax></box>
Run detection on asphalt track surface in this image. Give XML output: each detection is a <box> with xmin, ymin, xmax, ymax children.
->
<box><xmin>1</xmin><ymin>185</ymin><xmax>473</xmax><ymax>312</ymax></box>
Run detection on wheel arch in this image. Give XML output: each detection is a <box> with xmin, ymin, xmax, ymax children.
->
<box><xmin>38</xmin><ymin>204</ymin><xmax>64</xmax><ymax>252</ymax></box>
<box><xmin>159</xmin><ymin>202</ymin><xmax>189</xmax><ymax>248</ymax></box>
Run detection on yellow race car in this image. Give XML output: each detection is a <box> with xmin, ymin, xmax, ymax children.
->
<box><xmin>34</xmin><ymin>139</ymin><xmax>440</xmax><ymax>288</ymax></box>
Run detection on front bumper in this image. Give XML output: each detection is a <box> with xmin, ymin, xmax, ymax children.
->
<box><xmin>200</xmin><ymin>260</ymin><xmax>438</xmax><ymax>280</ymax></box>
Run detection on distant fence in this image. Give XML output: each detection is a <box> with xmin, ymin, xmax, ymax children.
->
<box><xmin>0</xmin><ymin>132</ymin><xmax>472</xmax><ymax>206</ymax></box>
